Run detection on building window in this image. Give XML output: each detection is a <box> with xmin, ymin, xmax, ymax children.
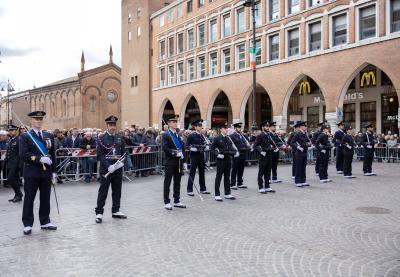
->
<box><xmin>128</xmin><ymin>13</ymin><xmax>132</xmax><ymax>23</ymax></box>
<box><xmin>209</xmin><ymin>52</ymin><xmax>218</xmax><ymax>76</ymax></box>
<box><xmin>130</xmin><ymin>76</ymin><xmax>134</xmax><ymax>87</ymax></box>
<box><xmin>287</xmin><ymin>0</ymin><xmax>300</xmax><ymax>15</ymax></box>
<box><xmin>198</xmin><ymin>0</ymin><xmax>205</xmax><ymax>8</ymax></box>
<box><xmin>222</xmin><ymin>13</ymin><xmax>231</xmax><ymax>37</ymax></box>
<box><xmin>128</xmin><ymin>32</ymin><xmax>132</xmax><ymax>41</ymax></box>
<box><xmin>391</xmin><ymin>0</ymin><xmax>400</xmax><ymax>33</ymax></box>
<box><xmin>137</xmin><ymin>8</ymin><xmax>141</xmax><ymax>17</ymax></box>
<box><xmin>198</xmin><ymin>24</ymin><xmax>205</xmax><ymax>46</ymax></box>
<box><xmin>309</xmin><ymin>21</ymin><xmax>322</xmax><ymax>52</ymax></box>
<box><xmin>168</xmin><ymin>65</ymin><xmax>175</xmax><ymax>85</ymax></box>
<box><xmin>269</xmin><ymin>0</ymin><xmax>280</xmax><ymax>21</ymax></box>
<box><xmin>269</xmin><ymin>34</ymin><xmax>279</xmax><ymax>61</ymax></box>
<box><xmin>177</xmin><ymin>62</ymin><xmax>184</xmax><ymax>83</ymax></box>
<box><xmin>187</xmin><ymin>0</ymin><xmax>193</xmax><ymax>13</ymax></box>
<box><xmin>236</xmin><ymin>43</ymin><xmax>246</xmax><ymax>69</ymax></box>
<box><xmin>343</xmin><ymin>103</ymin><xmax>356</xmax><ymax>129</ymax></box>
<box><xmin>187</xmin><ymin>29</ymin><xmax>194</xmax><ymax>50</ymax></box>
<box><xmin>89</xmin><ymin>96</ymin><xmax>96</xmax><ymax>112</ymax></box>
<box><xmin>209</xmin><ymin>18</ymin><xmax>218</xmax><ymax>42</ymax></box>
<box><xmin>177</xmin><ymin>4</ymin><xmax>183</xmax><ymax>18</ymax></box>
<box><xmin>198</xmin><ymin>56</ymin><xmax>206</xmax><ymax>78</ymax></box>
<box><xmin>160</xmin><ymin>16</ymin><xmax>165</xmax><ymax>27</ymax></box>
<box><xmin>168</xmin><ymin>10</ymin><xmax>174</xmax><ymax>23</ymax></box>
<box><xmin>254</xmin><ymin>1</ymin><xmax>262</xmax><ymax>27</ymax></box>
<box><xmin>222</xmin><ymin>48</ymin><xmax>231</xmax><ymax>73</ymax></box>
<box><xmin>360</xmin><ymin>101</ymin><xmax>376</xmax><ymax>129</ymax></box>
<box><xmin>308</xmin><ymin>0</ymin><xmax>321</xmax><ymax>8</ymax></box>
<box><xmin>187</xmin><ymin>59</ymin><xmax>195</xmax><ymax>80</ymax></box>
<box><xmin>159</xmin><ymin>40</ymin><xmax>166</xmax><ymax>60</ymax></box>
<box><xmin>177</xmin><ymin>33</ymin><xmax>184</xmax><ymax>53</ymax></box>
<box><xmin>63</xmin><ymin>100</ymin><xmax>67</xmax><ymax>116</ymax></box>
<box><xmin>332</xmin><ymin>14</ymin><xmax>347</xmax><ymax>46</ymax></box>
<box><xmin>137</xmin><ymin>26</ymin><xmax>141</xmax><ymax>37</ymax></box>
<box><xmin>160</xmin><ymin>67</ymin><xmax>166</xmax><ymax>87</ymax></box>
<box><xmin>236</xmin><ymin>8</ymin><xmax>246</xmax><ymax>33</ymax></box>
<box><xmin>168</xmin><ymin>36</ymin><xmax>174</xmax><ymax>56</ymax></box>
<box><xmin>307</xmin><ymin>106</ymin><xmax>319</xmax><ymax>130</ymax></box>
<box><xmin>135</xmin><ymin>76</ymin><xmax>138</xmax><ymax>87</ymax></box>
<box><xmin>252</xmin><ymin>39</ymin><xmax>262</xmax><ymax>65</ymax></box>
<box><xmin>287</xmin><ymin>28</ymin><xmax>299</xmax><ymax>57</ymax></box>
<box><xmin>359</xmin><ymin>5</ymin><xmax>376</xmax><ymax>40</ymax></box>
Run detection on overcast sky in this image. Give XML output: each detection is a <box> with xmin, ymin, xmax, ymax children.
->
<box><xmin>0</xmin><ymin>0</ymin><xmax>121</xmax><ymax>94</ymax></box>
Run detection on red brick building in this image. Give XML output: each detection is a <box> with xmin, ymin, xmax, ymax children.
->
<box><xmin>122</xmin><ymin>0</ymin><xmax>400</xmax><ymax>133</ymax></box>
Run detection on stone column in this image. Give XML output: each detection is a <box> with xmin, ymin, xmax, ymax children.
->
<box><xmin>325</xmin><ymin>111</ymin><xmax>338</xmax><ymax>133</ymax></box>
<box><xmin>273</xmin><ymin>115</ymin><xmax>285</xmax><ymax>131</ymax></box>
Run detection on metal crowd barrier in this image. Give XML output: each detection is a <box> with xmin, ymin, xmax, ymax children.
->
<box><xmin>0</xmin><ymin>150</ymin><xmax>7</xmax><ymax>181</ymax></box>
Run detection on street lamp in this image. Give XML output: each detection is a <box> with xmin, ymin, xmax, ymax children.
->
<box><xmin>0</xmin><ymin>79</ymin><xmax>15</xmax><ymax>125</ymax></box>
<box><xmin>243</xmin><ymin>0</ymin><xmax>259</xmax><ymax>131</ymax></box>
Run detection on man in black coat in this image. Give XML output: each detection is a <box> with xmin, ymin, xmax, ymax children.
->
<box><xmin>253</xmin><ymin>120</ymin><xmax>276</xmax><ymax>193</ymax></box>
<box><xmin>361</xmin><ymin>123</ymin><xmax>376</xmax><ymax>176</ymax></box>
<box><xmin>162</xmin><ymin>115</ymin><xmax>187</xmax><ymax>210</ymax></box>
<box><xmin>268</xmin><ymin>122</ymin><xmax>284</xmax><ymax>183</ymax></box>
<box><xmin>6</xmin><ymin>125</ymin><xmax>23</xmax><ymax>203</ymax></box>
<box><xmin>311</xmin><ymin>122</ymin><xmax>325</xmax><ymax>176</ymax></box>
<box><xmin>229</xmin><ymin>122</ymin><xmax>250</xmax><ymax>190</ymax></box>
<box><xmin>333</xmin><ymin>122</ymin><xmax>345</xmax><ymax>174</ymax></box>
<box><xmin>210</xmin><ymin>122</ymin><xmax>237</xmax><ymax>202</ymax></box>
<box><xmin>290</xmin><ymin>121</ymin><xmax>311</xmax><ymax>187</ymax></box>
<box><xmin>66</xmin><ymin>127</ymin><xmax>82</xmax><ymax>148</ymax></box>
<box><xmin>19</xmin><ymin>111</ymin><xmax>57</xmax><ymax>235</ymax></box>
<box><xmin>185</xmin><ymin>119</ymin><xmax>210</xmax><ymax>196</ymax></box>
<box><xmin>342</xmin><ymin>125</ymin><xmax>356</xmax><ymax>179</ymax></box>
<box><xmin>287</xmin><ymin>124</ymin><xmax>299</xmax><ymax>179</ymax></box>
<box><xmin>95</xmin><ymin>116</ymin><xmax>127</xmax><ymax>223</ymax></box>
<box><xmin>315</xmin><ymin>125</ymin><xmax>332</xmax><ymax>183</ymax></box>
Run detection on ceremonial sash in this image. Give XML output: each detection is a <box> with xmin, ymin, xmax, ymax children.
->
<box><xmin>168</xmin><ymin>130</ymin><xmax>183</xmax><ymax>150</ymax></box>
<box><xmin>28</xmin><ymin>130</ymin><xmax>49</xmax><ymax>156</ymax></box>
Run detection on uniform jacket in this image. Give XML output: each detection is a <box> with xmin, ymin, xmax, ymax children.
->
<box><xmin>162</xmin><ymin>129</ymin><xmax>186</xmax><ymax>166</ymax></box>
<box><xmin>342</xmin><ymin>134</ymin><xmax>356</xmax><ymax>152</ymax></box>
<box><xmin>360</xmin><ymin>131</ymin><xmax>375</xmax><ymax>151</ymax></box>
<box><xmin>19</xmin><ymin>130</ymin><xmax>56</xmax><ymax>178</ymax></box>
<box><xmin>253</xmin><ymin>132</ymin><xmax>275</xmax><ymax>157</ymax></box>
<box><xmin>5</xmin><ymin>136</ymin><xmax>20</xmax><ymax>170</ymax></box>
<box><xmin>333</xmin><ymin>129</ymin><xmax>345</xmax><ymax>147</ymax></box>
<box><xmin>97</xmin><ymin>132</ymin><xmax>126</xmax><ymax>174</ymax></box>
<box><xmin>210</xmin><ymin>134</ymin><xmax>237</xmax><ymax>161</ymax></box>
<box><xmin>316</xmin><ymin>133</ymin><xmax>331</xmax><ymax>152</ymax></box>
<box><xmin>290</xmin><ymin>131</ymin><xmax>310</xmax><ymax>153</ymax></box>
<box><xmin>186</xmin><ymin>131</ymin><xmax>207</xmax><ymax>155</ymax></box>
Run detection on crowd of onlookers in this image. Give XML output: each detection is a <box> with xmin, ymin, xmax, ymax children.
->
<box><xmin>0</xmin><ymin>125</ymin><xmax>399</xmax><ymax>185</ymax></box>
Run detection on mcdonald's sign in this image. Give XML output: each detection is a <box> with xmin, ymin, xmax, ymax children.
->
<box><xmin>360</xmin><ymin>71</ymin><xmax>376</xmax><ymax>87</ymax></box>
<box><xmin>298</xmin><ymin>81</ymin><xmax>311</xmax><ymax>95</ymax></box>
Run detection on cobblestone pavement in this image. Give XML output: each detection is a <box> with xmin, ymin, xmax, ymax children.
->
<box><xmin>0</xmin><ymin>162</ymin><xmax>399</xmax><ymax>277</ymax></box>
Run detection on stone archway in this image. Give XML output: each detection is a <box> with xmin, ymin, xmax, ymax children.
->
<box><xmin>207</xmin><ymin>90</ymin><xmax>233</xmax><ymax>128</ymax></box>
<box><xmin>158</xmin><ymin>98</ymin><xmax>176</xmax><ymax>128</ymax></box>
<box><xmin>181</xmin><ymin>95</ymin><xmax>201</xmax><ymax>129</ymax></box>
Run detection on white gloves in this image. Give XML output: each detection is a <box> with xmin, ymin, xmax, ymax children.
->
<box><xmin>52</xmin><ymin>173</ymin><xmax>57</xmax><ymax>185</ymax></box>
<box><xmin>321</xmin><ymin>149</ymin><xmax>326</xmax><ymax>154</ymax></box>
<box><xmin>40</xmin><ymin>156</ymin><xmax>52</xmax><ymax>165</ymax></box>
<box><xmin>234</xmin><ymin>152</ymin><xmax>240</xmax><ymax>158</ymax></box>
<box><xmin>107</xmin><ymin>165</ymin><xmax>116</xmax><ymax>174</ymax></box>
<box><xmin>346</xmin><ymin>145</ymin><xmax>352</xmax><ymax>149</ymax></box>
<box><xmin>274</xmin><ymin>148</ymin><xmax>279</xmax><ymax>153</ymax></box>
<box><xmin>190</xmin><ymin>147</ymin><xmax>198</xmax><ymax>152</ymax></box>
<box><xmin>205</xmin><ymin>145</ymin><xmax>210</xmax><ymax>151</ymax></box>
<box><xmin>367</xmin><ymin>145</ymin><xmax>373</xmax><ymax>149</ymax></box>
<box><xmin>217</xmin><ymin>154</ymin><xmax>225</xmax><ymax>159</ymax></box>
<box><xmin>297</xmin><ymin>146</ymin><xmax>304</xmax><ymax>152</ymax></box>
<box><xmin>260</xmin><ymin>151</ymin><xmax>266</xmax><ymax>157</ymax></box>
<box><xmin>176</xmin><ymin>151</ymin><xmax>184</xmax><ymax>158</ymax></box>
<box><xmin>183</xmin><ymin>163</ymin><xmax>188</xmax><ymax>171</ymax></box>
<box><xmin>309</xmin><ymin>145</ymin><xmax>315</xmax><ymax>150</ymax></box>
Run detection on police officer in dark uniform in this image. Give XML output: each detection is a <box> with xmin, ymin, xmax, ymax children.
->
<box><xmin>316</xmin><ymin>125</ymin><xmax>332</xmax><ymax>183</ymax></box>
<box><xmin>20</xmin><ymin>111</ymin><xmax>57</xmax><ymax>235</ymax></box>
<box><xmin>361</xmin><ymin>123</ymin><xmax>376</xmax><ymax>176</ymax></box>
<box><xmin>312</xmin><ymin>122</ymin><xmax>325</xmax><ymax>176</ymax></box>
<box><xmin>254</xmin><ymin>120</ymin><xmax>276</xmax><ymax>193</ymax></box>
<box><xmin>333</xmin><ymin>122</ymin><xmax>345</xmax><ymax>174</ymax></box>
<box><xmin>6</xmin><ymin>125</ymin><xmax>23</xmax><ymax>203</ymax></box>
<box><xmin>162</xmin><ymin>115</ymin><xmax>187</xmax><ymax>210</ymax></box>
<box><xmin>229</xmin><ymin>122</ymin><xmax>250</xmax><ymax>190</ymax></box>
<box><xmin>186</xmin><ymin>119</ymin><xmax>210</xmax><ymax>196</ymax></box>
<box><xmin>211</xmin><ymin>122</ymin><xmax>237</xmax><ymax>202</ymax></box>
<box><xmin>287</xmin><ymin>123</ymin><xmax>300</xmax><ymax>180</ymax></box>
<box><xmin>268</xmin><ymin>122</ymin><xmax>283</xmax><ymax>183</ymax></box>
<box><xmin>290</xmin><ymin>121</ymin><xmax>311</xmax><ymax>187</ymax></box>
<box><xmin>95</xmin><ymin>116</ymin><xmax>127</xmax><ymax>223</ymax></box>
<box><xmin>342</xmin><ymin>125</ymin><xmax>356</xmax><ymax>179</ymax></box>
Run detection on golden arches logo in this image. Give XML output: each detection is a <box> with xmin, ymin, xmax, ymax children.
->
<box><xmin>360</xmin><ymin>71</ymin><xmax>376</xmax><ymax>87</ymax></box>
<box><xmin>298</xmin><ymin>81</ymin><xmax>311</xmax><ymax>95</ymax></box>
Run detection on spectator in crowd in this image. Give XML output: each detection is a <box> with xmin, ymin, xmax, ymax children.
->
<box><xmin>0</xmin><ymin>130</ymin><xmax>10</xmax><ymax>187</ymax></box>
<box><xmin>80</xmin><ymin>131</ymin><xmax>96</xmax><ymax>183</ymax></box>
<box><xmin>66</xmin><ymin>127</ymin><xmax>82</xmax><ymax>148</ymax></box>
